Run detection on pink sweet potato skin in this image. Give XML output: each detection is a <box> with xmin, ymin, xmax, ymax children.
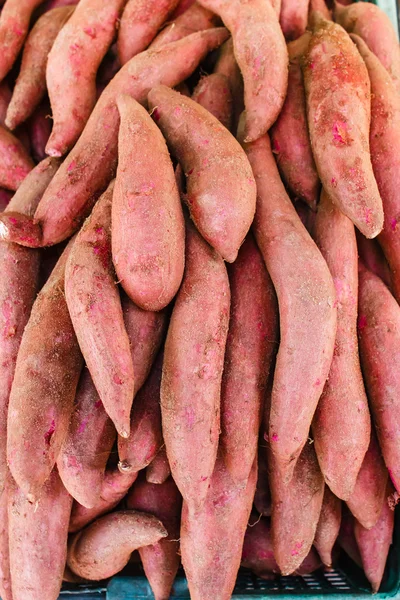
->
<box><xmin>170</xmin><ymin>0</ymin><xmax>196</xmax><ymax>18</ymax></box>
<box><xmin>65</xmin><ymin>182</ymin><xmax>134</xmax><ymax>438</ymax></box>
<box><xmin>303</xmin><ymin>15</ymin><xmax>383</xmax><ymax>238</ymax></box>
<box><xmin>0</xmin><ymin>488</ymin><xmax>11</xmax><ymax>600</ymax></box>
<box><xmin>270</xmin><ymin>32</ymin><xmax>320</xmax><ymax>210</ymax></box>
<box><xmin>149</xmin><ymin>2</ymin><xmax>218</xmax><ymax>49</ymax></box>
<box><xmin>243</xmin><ymin>132</ymin><xmax>336</xmax><ymax>480</ymax></box>
<box><xmin>181</xmin><ymin>456</ymin><xmax>257</xmax><ymax>600</ymax></box>
<box><xmin>29</xmin><ymin>102</ymin><xmax>53</xmax><ymax>163</ymax></box>
<box><xmin>112</xmin><ymin>95</ymin><xmax>185</xmax><ymax>311</ymax></box>
<box><xmin>312</xmin><ymin>190</ymin><xmax>371</xmax><ymax>500</ymax></box>
<box><xmin>192</xmin><ymin>73</ymin><xmax>233</xmax><ymax>131</ymax></box>
<box><xmin>117</xmin><ymin>0</ymin><xmax>179</xmax><ymax>64</ymax></box>
<box><xmin>198</xmin><ymin>0</ymin><xmax>288</xmax><ymax>141</ymax></box>
<box><xmin>146</xmin><ymin>447</ymin><xmax>171</xmax><ymax>485</ymax></box>
<box><xmin>57</xmin><ymin>370</ymin><xmax>116</xmax><ymax>509</ymax></box>
<box><xmin>7</xmin><ymin>241</ymin><xmax>83</xmax><ymax>501</ymax></box>
<box><xmin>127</xmin><ymin>476</ymin><xmax>182</xmax><ymax>600</ymax></box>
<box><xmin>346</xmin><ymin>429</ymin><xmax>388</xmax><ymax>530</ymax></box>
<box><xmin>213</xmin><ymin>37</ymin><xmax>244</xmax><ymax>133</ymax></box>
<box><xmin>8</xmin><ymin>469</ymin><xmax>73</xmax><ymax>600</ymax></box>
<box><xmin>334</xmin><ymin>2</ymin><xmax>400</xmax><ymax>94</ymax></box>
<box><xmin>148</xmin><ymin>85</ymin><xmax>256</xmax><ymax>263</ymax></box>
<box><xmin>280</xmin><ymin>0</ymin><xmax>309</xmax><ymax>41</ymax></box>
<box><xmin>358</xmin><ymin>266</ymin><xmax>400</xmax><ymax>494</ymax></box>
<box><xmin>0</xmin><ymin>125</ymin><xmax>34</xmax><ymax>191</ymax></box>
<box><xmin>309</xmin><ymin>0</ymin><xmax>331</xmax><ymax>19</ymax></box>
<box><xmin>221</xmin><ymin>236</ymin><xmax>278</xmax><ymax>482</ymax></box>
<box><xmin>270</xmin><ymin>442</ymin><xmax>325</xmax><ymax>575</ymax></box>
<box><xmin>314</xmin><ymin>486</ymin><xmax>342</xmax><ymax>566</ymax></box>
<box><xmin>5</xmin><ymin>6</ymin><xmax>75</xmax><ymax>130</ymax></box>
<box><xmin>46</xmin><ymin>0</ymin><xmax>126</xmax><ymax>156</ymax></box>
<box><xmin>67</xmin><ymin>510</ymin><xmax>167</xmax><ymax>581</ymax></box>
<box><xmin>161</xmin><ymin>220</ymin><xmax>230</xmax><ymax>510</ymax></box>
<box><xmin>34</xmin><ymin>28</ymin><xmax>228</xmax><ymax>246</ymax></box>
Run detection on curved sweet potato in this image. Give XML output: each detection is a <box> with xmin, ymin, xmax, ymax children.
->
<box><xmin>314</xmin><ymin>486</ymin><xmax>342</xmax><ymax>567</ymax></box>
<box><xmin>280</xmin><ymin>0</ymin><xmax>309</xmax><ymax>41</ymax></box>
<box><xmin>149</xmin><ymin>2</ymin><xmax>218</xmax><ymax>49</ymax></box>
<box><xmin>192</xmin><ymin>73</ymin><xmax>233</xmax><ymax>131</ymax></box>
<box><xmin>213</xmin><ymin>37</ymin><xmax>244</xmax><ymax>132</ymax></box>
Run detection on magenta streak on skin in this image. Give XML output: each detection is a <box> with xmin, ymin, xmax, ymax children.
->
<box><xmin>44</xmin><ymin>419</ymin><xmax>56</xmax><ymax>445</ymax></box>
<box><xmin>365</xmin><ymin>208</ymin><xmax>372</xmax><ymax>225</ymax></box>
<box><xmin>331</xmin><ymin>177</ymin><xmax>337</xmax><ymax>187</ymax></box>
<box><xmin>68</xmin><ymin>160</ymin><xmax>77</xmax><ymax>172</ymax></box>
<box><xmin>8</xmin><ymin>217</ymin><xmax>17</xmax><ymax>224</ymax></box>
<box><xmin>152</xmin><ymin>108</ymin><xmax>161</xmax><ymax>122</ymax></box>
<box><xmin>309</xmin><ymin>62</ymin><xmax>315</xmax><ymax>70</ymax></box>
<box><xmin>291</xmin><ymin>541</ymin><xmax>304</xmax><ymax>556</ymax></box>
<box><xmin>271</xmin><ymin>433</ymin><xmax>279</xmax><ymax>442</ymax></box>
<box><xmin>358</xmin><ymin>315</ymin><xmax>367</xmax><ymax>330</ymax></box>
<box><xmin>391</xmin><ymin>218</ymin><xmax>398</xmax><ymax>232</ymax></box>
<box><xmin>83</xmin><ymin>27</ymin><xmax>97</xmax><ymax>38</ymax></box>
<box><xmin>271</xmin><ymin>138</ymin><xmax>281</xmax><ymax>153</ymax></box>
<box><xmin>113</xmin><ymin>374</ymin><xmax>123</xmax><ymax>385</ymax></box>
<box><xmin>332</xmin><ymin>122</ymin><xmax>348</xmax><ymax>144</ymax></box>
<box><xmin>95</xmin><ymin>399</ymin><xmax>102</xmax><ymax>409</ymax></box>
<box><xmin>78</xmin><ymin>418</ymin><xmax>89</xmax><ymax>434</ymax></box>
<box><xmin>314</xmin><ymin>378</ymin><xmax>321</xmax><ymax>387</ymax></box>
<box><xmin>187</xmin><ymin>168</ymin><xmax>194</xmax><ymax>175</ymax></box>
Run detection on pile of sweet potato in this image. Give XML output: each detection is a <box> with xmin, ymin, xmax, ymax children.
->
<box><xmin>0</xmin><ymin>0</ymin><xmax>399</xmax><ymax>598</ymax></box>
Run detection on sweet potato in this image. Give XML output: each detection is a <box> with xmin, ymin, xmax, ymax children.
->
<box><xmin>0</xmin><ymin>488</ymin><xmax>11</xmax><ymax>600</ymax></box>
<box><xmin>149</xmin><ymin>2</ymin><xmax>218</xmax><ymax>49</ymax></box>
<box><xmin>68</xmin><ymin>510</ymin><xmax>167</xmax><ymax>580</ymax></box>
<box><xmin>213</xmin><ymin>37</ymin><xmax>244</xmax><ymax>132</ymax></box>
<box><xmin>28</xmin><ymin>102</ymin><xmax>53</xmax><ymax>163</ymax></box>
<box><xmin>170</xmin><ymin>0</ymin><xmax>196</xmax><ymax>18</ymax></box>
<box><xmin>127</xmin><ymin>476</ymin><xmax>182</xmax><ymax>600</ymax></box>
<box><xmin>7</xmin><ymin>240</ymin><xmax>83</xmax><ymax>501</ymax></box>
<box><xmin>356</xmin><ymin>232</ymin><xmax>392</xmax><ymax>288</ymax></box>
<box><xmin>221</xmin><ymin>236</ymin><xmax>278</xmax><ymax>482</ymax></box>
<box><xmin>270</xmin><ymin>32</ymin><xmax>320</xmax><ymax>210</ymax></box>
<box><xmin>5</xmin><ymin>6</ymin><xmax>75</xmax><ymax>131</ymax></box>
<box><xmin>161</xmin><ymin>220</ymin><xmax>230</xmax><ymax>510</ymax></box>
<box><xmin>8</xmin><ymin>469</ymin><xmax>73</xmax><ymax>600</ymax></box>
<box><xmin>338</xmin><ymin>509</ymin><xmax>362</xmax><ymax>567</ymax></box>
<box><xmin>312</xmin><ymin>190</ymin><xmax>371</xmax><ymax>500</ymax></box>
<box><xmin>334</xmin><ymin>2</ymin><xmax>400</xmax><ymax>94</ymax></box>
<box><xmin>358</xmin><ymin>265</ymin><xmax>400</xmax><ymax>494</ymax></box>
<box><xmin>280</xmin><ymin>0</ymin><xmax>309</xmax><ymax>41</ymax></box>
<box><xmin>309</xmin><ymin>0</ymin><xmax>331</xmax><ymax>19</ymax></box>
<box><xmin>146</xmin><ymin>447</ymin><xmax>171</xmax><ymax>485</ymax></box>
<box><xmin>117</xmin><ymin>0</ymin><xmax>179</xmax><ymax>64</ymax></box>
<box><xmin>192</xmin><ymin>73</ymin><xmax>233</xmax><ymax>131</ymax></box>
<box><xmin>40</xmin><ymin>0</ymin><xmax>78</xmax><ymax>11</ymax></box>
<box><xmin>65</xmin><ymin>182</ymin><xmax>134</xmax><ymax>438</ymax></box>
<box><xmin>254</xmin><ymin>445</ymin><xmax>271</xmax><ymax>517</ymax></box>
<box><xmin>0</xmin><ymin>125</ymin><xmax>34</xmax><ymax>191</ymax></box>
<box><xmin>148</xmin><ymin>85</ymin><xmax>256</xmax><ymax>262</ymax></box>
<box><xmin>57</xmin><ymin>370</ymin><xmax>116</xmax><ymax>509</ymax></box>
<box><xmin>69</xmin><ymin>467</ymin><xmax>138</xmax><ymax>533</ymax></box>
<box><xmin>314</xmin><ymin>486</ymin><xmax>342</xmax><ymax>566</ymax></box>
<box><xmin>270</xmin><ymin>0</ymin><xmax>281</xmax><ymax>16</ymax></box>
<box><xmin>303</xmin><ymin>14</ymin><xmax>383</xmax><ymax>239</ymax></box>
<box><xmin>46</xmin><ymin>0</ymin><xmax>126</xmax><ymax>156</ymax></box>
<box><xmin>112</xmin><ymin>95</ymin><xmax>185</xmax><ymax>311</ymax></box>
<box><xmin>242</xmin><ymin>132</ymin><xmax>336</xmax><ymax>480</ymax></box>
<box><xmin>346</xmin><ymin>429</ymin><xmax>388</xmax><ymax>530</ymax></box>
<box><xmin>198</xmin><ymin>0</ymin><xmax>288</xmax><ymax>141</ymax></box>
<box><xmin>181</xmin><ymin>456</ymin><xmax>257</xmax><ymax>600</ymax></box>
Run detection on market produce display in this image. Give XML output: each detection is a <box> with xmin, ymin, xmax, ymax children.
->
<box><xmin>0</xmin><ymin>0</ymin><xmax>398</xmax><ymax>599</ymax></box>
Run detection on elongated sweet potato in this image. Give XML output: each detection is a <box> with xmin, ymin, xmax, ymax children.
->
<box><xmin>127</xmin><ymin>476</ymin><xmax>182</xmax><ymax>600</ymax></box>
<box><xmin>146</xmin><ymin>447</ymin><xmax>171</xmax><ymax>485</ymax></box>
<box><xmin>303</xmin><ymin>14</ymin><xmax>383</xmax><ymax>238</ymax></box>
<box><xmin>181</xmin><ymin>456</ymin><xmax>257</xmax><ymax>600</ymax></box>
<box><xmin>192</xmin><ymin>73</ymin><xmax>233</xmax><ymax>131</ymax></box>
<box><xmin>7</xmin><ymin>240</ymin><xmax>83</xmax><ymax>501</ymax></box>
<box><xmin>65</xmin><ymin>182</ymin><xmax>134</xmax><ymax>438</ymax></box>
<box><xmin>149</xmin><ymin>2</ymin><xmax>218</xmax><ymax>49</ymax></box>
<box><xmin>356</xmin><ymin>232</ymin><xmax>392</xmax><ymax>289</ymax></box>
<box><xmin>213</xmin><ymin>37</ymin><xmax>244</xmax><ymax>132</ymax></box>
<box><xmin>242</xmin><ymin>132</ymin><xmax>336</xmax><ymax>480</ymax></box>
<box><xmin>221</xmin><ymin>236</ymin><xmax>278</xmax><ymax>482</ymax></box>
<box><xmin>5</xmin><ymin>6</ymin><xmax>75</xmax><ymax>130</ymax></box>
<box><xmin>0</xmin><ymin>126</ymin><xmax>34</xmax><ymax>191</ymax></box>
<box><xmin>314</xmin><ymin>486</ymin><xmax>342</xmax><ymax>567</ymax></box>
<box><xmin>8</xmin><ymin>469</ymin><xmax>73</xmax><ymax>600</ymax></box>
<box><xmin>148</xmin><ymin>85</ymin><xmax>256</xmax><ymax>262</ymax></box>
<box><xmin>161</xmin><ymin>220</ymin><xmax>230</xmax><ymax>510</ymax></box>
<box><xmin>68</xmin><ymin>510</ymin><xmax>167</xmax><ymax>580</ymax></box>
<box><xmin>280</xmin><ymin>0</ymin><xmax>309</xmax><ymax>41</ymax></box>
<box><xmin>118</xmin><ymin>0</ymin><xmax>179</xmax><ymax>64</ymax></box>
<box><xmin>29</xmin><ymin>102</ymin><xmax>53</xmax><ymax>163</ymax></box>
<box><xmin>312</xmin><ymin>190</ymin><xmax>370</xmax><ymax>500</ymax></box>
<box><xmin>270</xmin><ymin>33</ymin><xmax>320</xmax><ymax>210</ymax></box>
<box><xmin>198</xmin><ymin>0</ymin><xmax>288</xmax><ymax>141</ymax></box>
<box><xmin>113</xmin><ymin>95</ymin><xmax>185</xmax><ymax>311</ymax></box>
<box><xmin>46</xmin><ymin>0</ymin><xmax>126</xmax><ymax>156</ymax></box>
<box><xmin>0</xmin><ymin>488</ymin><xmax>11</xmax><ymax>600</ymax></box>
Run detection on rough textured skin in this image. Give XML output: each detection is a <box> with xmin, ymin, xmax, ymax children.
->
<box><xmin>65</xmin><ymin>183</ymin><xmax>134</xmax><ymax>438</ymax></box>
<box><xmin>213</xmin><ymin>37</ymin><xmax>244</xmax><ymax>132</ymax></box>
<box><xmin>146</xmin><ymin>447</ymin><xmax>171</xmax><ymax>484</ymax></box>
<box><xmin>0</xmin><ymin>0</ymin><xmax>46</xmax><ymax>84</ymax></box>
<box><xmin>221</xmin><ymin>236</ymin><xmax>278</xmax><ymax>482</ymax></box>
<box><xmin>314</xmin><ymin>486</ymin><xmax>342</xmax><ymax>566</ymax></box>
<box><xmin>8</xmin><ymin>469</ymin><xmax>73</xmax><ymax>600</ymax></box>
<box><xmin>0</xmin><ymin>488</ymin><xmax>11</xmax><ymax>600</ymax></box>
<box><xmin>127</xmin><ymin>476</ymin><xmax>182</xmax><ymax>600</ymax></box>
<box><xmin>69</xmin><ymin>468</ymin><xmax>138</xmax><ymax>533</ymax></box>
<box><xmin>181</xmin><ymin>456</ymin><xmax>257</xmax><ymax>600</ymax></box>
<box><xmin>243</xmin><ymin>133</ymin><xmax>336</xmax><ymax>480</ymax></box>
<box><xmin>356</xmin><ymin>232</ymin><xmax>392</xmax><ymax>288</ymax></box>
<box><xmin>118</xmin><ymin>352</ymin><xmax>163</xmax><ymax>473</ymax></box>
<box><xmin>68</xmin><ymin>510</ymin><xmax>167</xmax><ymax>580</ymax></box>
<box><xmin>5</xmin><ymin>6</ymin><xmax>75</xmax><ymax>130</ymax></box>
<box><xmin>270</xmin><ymin>33</ymin><xmax>320</xmax><ymax>210</ymax></box>
<box><xmin>192</xmin><ymin>73</ymin><xmax>233</xmax><ymax>131</ymax></box>
<box><xmin>338</xmin><ymin>509</ymin><xmax>362</xmax><ymax>567</ymax></box>
<box><xmin>358</xmin><ymin>266</ymin><xmax>400</xmax><ymax>494</ymax></box>
<box><xmin>46</xmin><ymin>0</ymin><xmax>126</xmax><ymax>156</ymax></box>
<box><xmin>280</xmin><ymin>0</ymin><xmax>309</xmax><ymax>41</ymax></box>
<box><xmin>346</xmin><ymin>430</ymin><xmax>388</xmax><ymax>530</ymax></box>
<box><xmin>312</xmin><ymin>190</ymin><xmax>371</xmax><ymax>500</ymax></box>
<box><xmin>149</xmin><ymin>2</ymin><xmax>218</xmax><ymax>49</ymax></box>
<box><xmin>57</xmin><ymin>370</ymin><xmax>116</xmax><ymax>508</ymax></box>
<box><xmin>7</xmin><ymin>240</ymin><xmax>82</xmax><ymax>502</ymax></box>
<box><xmin>254</xmin><ymin>445</ymin><xmax>271</xmax><ymax>517</ymax></box>
<box><xmin>0</xmin><ymin>125</ymin><xmax>34</xmax><ymax>191</ymax></box>
<box><xmin>33</xmin><ymin>28</ymin><xmax>228</xmax><ymax>246</ymax></box>
<box><xmin>270</xmin><ymin>442</ymin><xmax>325</xmax><ymax>575</ymax></box>
<box><xmin>161</xmin><ymin>221</ymin><xmax>230</xmax><ymax>510</ymax></box>
<box><xmin>352</xmin><ymin>37</ymin><xmax>400</xmax><ymax>302</ymax></box>
<box><xmin>29</xmin><ymin>102</ymin><xmax>53</xmax><ymax>163</ymax></box>
<box><xmin>334</xmin><ymin>2</ymin><xmax>400</xmax><ymax>94</ymax></box>
<box><xmin>118</xmin><ymin>0</ymin><xmax>179</xmax><ymax>64</ymax></box>
<box><xmin>198</xmin><ymin>0</ymin><xmax>288</xmax><ymax>141</ymax></box>
<box><xmin>303</xmin><ymin>15</ymin><xmax>383</xmax><ymax>238</ymax></box>
<box><xmin>148</xmin><ymin>85</ymin><xmax>256</xmax><ymax>263</ymax></box>
<box><xmin>113</xmin><ymin>95</ymin><xmax>185</xmax><ymax>311</ymax></box>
